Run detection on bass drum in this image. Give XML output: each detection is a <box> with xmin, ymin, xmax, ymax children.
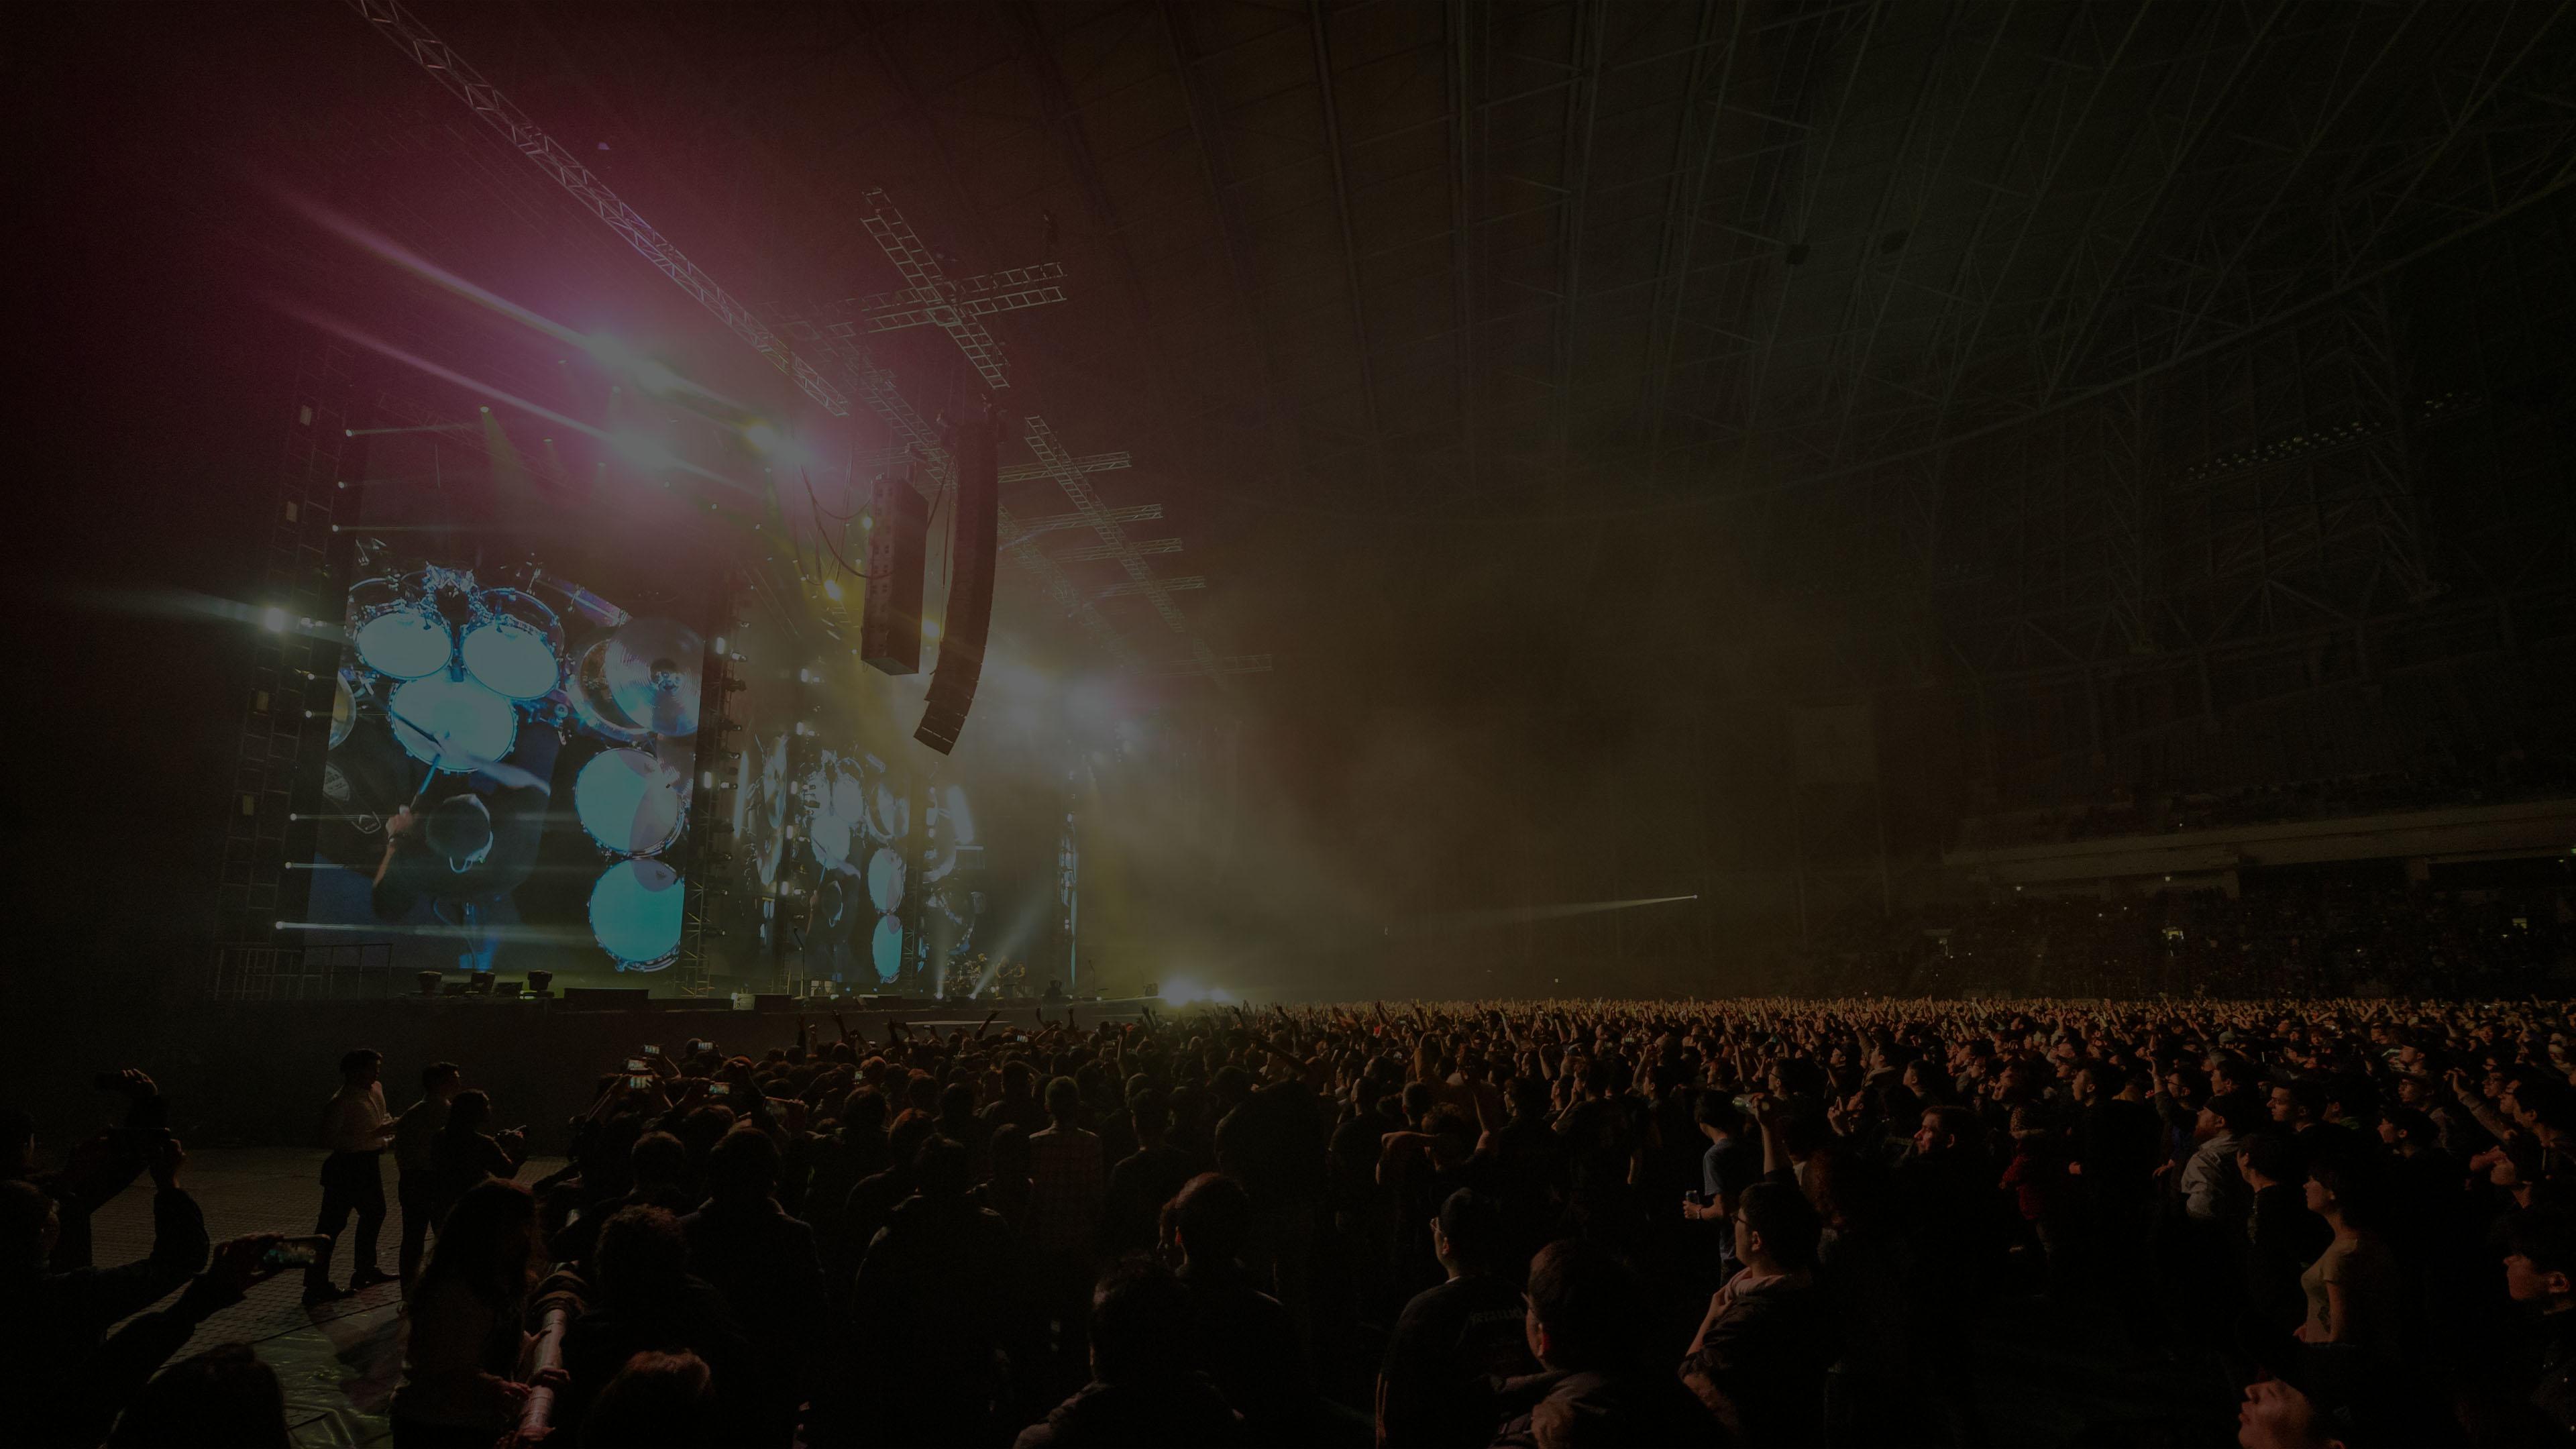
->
<box><xmin>460</xmin><ymin>588</ymin><xmax>566</xmax><ymax>700</ymax></box>
<box><xmin>348</xmin><ymin>576</ymin><xmax>451</xmax><ymax>680</ymax></box>
<box><xmin>574</xmin><ymin>747</ymin><xmax>686</xmax><ymax>857</ymax></box>
<box><xmin>589</xmin><ymin>857</ymin><xmax>684</xmax><ymax>971</ymax></box>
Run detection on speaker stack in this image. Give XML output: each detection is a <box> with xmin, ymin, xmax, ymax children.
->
<box><xmin>915</xmin><ymin>404</ymin><xmax>1000</xmax><ymax>755</ymax></box>
<box><xmin>860</xmin><ymin>462</ymin><xmax>929</xmax><ymax>676</ymax></box>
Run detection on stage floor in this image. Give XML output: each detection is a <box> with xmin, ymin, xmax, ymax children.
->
<box><xmin>87</xmin><ymin>1148</ymin><xmax>566</xmax><ymax>1448</ymax></box>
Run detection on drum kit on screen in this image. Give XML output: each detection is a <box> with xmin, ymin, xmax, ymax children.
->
<box><xmin>335</xmin><ymin>561</ymin><xmax>702</xmax><ymax>971</ymax></box>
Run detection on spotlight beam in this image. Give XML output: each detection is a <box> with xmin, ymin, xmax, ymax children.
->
<box><xmin>338</xmin><ymin>0</ymin><xmax>849</xmax><ymax>417</ymax></box>
<box><xmin>1385</xmin><ymin>894</ymin><xmax>1701</xmax><ymax>939</ymax></box>
<box><xmin>274</xmin><ymin>302</ymin><xmax>736</xmax><ymax>492</ymax></box>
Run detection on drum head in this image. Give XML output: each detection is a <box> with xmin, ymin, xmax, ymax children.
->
<box><xmin>462</xmin><ymin>590</ymin><xmax>564</xmax><ymax>700</ymax></box>
<box><xmin>870</xmin><ymin>913</ymin><xmax>904</xmax><ymax>983</ymax></box>
<box><xmin>354</xmin><ymin>606</ymin><xmax>451</xmax><ymax>680</ymax></box>
<box><xmin>810</xmin><ymin>812</ymin><xmax>853</xmax><ymax>871</ymax></box>
<box><xmin>865</xmin><ymin>847</ymin><xmax>906</xmax><ymax>914</ymax></box>
<box><xmin>590</xmin><ymin>857</ymin><xmax>684</xmax><ymax>970</ymax></box>
<box><xmin>574</xmin><ymin>747</ymin><xmax>686</xmax><ymax>856</ymax></box>
<box><xmin>329</xmin><ymin>674</ymin><xmax>356</xmax><ymax>750</ymax></box>
<box><xmin>388</xmin><ymin>674</ymin><xmax>517</xmax><ymax>773</ymax></box>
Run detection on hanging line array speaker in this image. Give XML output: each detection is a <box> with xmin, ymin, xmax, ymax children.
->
<box><xmin>914</xmin><ymin>404</ymin><xmax>1000</xmax><ymax>754</ymax></box>
<box><xmin>860</xmin><ymin>460</ymin><xmax>928</xmax><ymax>677</ymax></box>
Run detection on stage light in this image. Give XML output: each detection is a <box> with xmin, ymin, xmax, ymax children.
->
<box><xmin>822</xmin><ymin>578</ymin><xmax>843</xmax><ymax>602</ymax></box>
<box><xmin>713</xmin><ymin>636</ymin><xmax>728</xmax><ymax>655</ymax></box>
<box><xmin>922</xmin><ymin>619</ymin><xmax>943</xmax><ymax>642</ymax></box>
<box><xmin>744</xmin><ymin>421</ymin><xmax>783</xmax><ymax>453</ymax></box>
<box><xmin>261</xmin><ymin>606</ymin><xmax>289</xmax><ymax>632</ymax></box>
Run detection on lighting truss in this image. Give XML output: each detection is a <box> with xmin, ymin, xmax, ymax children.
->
<box><xmin>344</xmin><ymin>0</ymin><xmax>851</xmax><ymax>418</ymax></box>
<box><xmin>341</xmin><ymin>0</ymin><xmax>1153</xmax><ymax>669</ymax></box>
<box><xmin>854</xmin><ymin>188</ymin><xmax>1068</xmax><ymax>390</ymax></box>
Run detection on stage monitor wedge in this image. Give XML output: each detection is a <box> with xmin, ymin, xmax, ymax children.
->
<box><xmin>860</xmin><ymin>462</ymin><xmax>929</xmax><ymax>676</ymax></box>
<box><xmin>915</xmin><ymin>405</ymin><xmax>1000</xmax><ymax>755</ymax></box>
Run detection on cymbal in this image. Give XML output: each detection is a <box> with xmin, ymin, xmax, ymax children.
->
<box><xmin>603</xmin><ymin>616</ymin><xmax>704</xmax><ymax>737</ymax></box>
<box><xmin>569</xmin><ymin>638</ymin><xmax>648</xmax><ymax>743</ymax></box>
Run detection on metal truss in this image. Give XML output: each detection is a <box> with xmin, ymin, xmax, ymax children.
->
<box><xmin>1647</xmin><ymin>0</ymin><xmax>2576</xmax><ymax>483</ymax></box>
<box><xmin>343</xmin><ymin>2</ymin><xmax>1210</xmax><ymax>675</ymax></box>
<box><xmin>217</xmin><ymin>347</ymin><xmax>367</xmax><ymax>951</ymax></box>
<box><xmin>769</xmin><ymin>11</ymin><xmax>1248</xmax><ymax>678</ymax></box>
<box><xmin>1933</xmin><ymin>281</ymin><xmax>2442</xmax><ymax>684</ymax></box>
<box><xmin>345</xmin><ymin>0</ymin><xmax>853</xmax><ymax>418</ymax></box>
<box><xmin>851</xmin><ymin>188</ymin><xmax>1067</xmax><ymax>390</ymax></box>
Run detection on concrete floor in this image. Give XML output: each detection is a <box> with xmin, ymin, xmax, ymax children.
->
<box><xmin>86</xmin><ymin>1148</ymin><xmax>564</xmax><ymax>1448</ymax></box>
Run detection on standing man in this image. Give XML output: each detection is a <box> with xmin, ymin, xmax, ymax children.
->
<box><xmin>307</xmin><ymin>1048</ymin><xmax>397</xmax><ymax>1305</ymax></box>
<box><xmin>392</xmin><ymin>1061</ymin><xmax>461</xmax><ymax>1287</ymax></box>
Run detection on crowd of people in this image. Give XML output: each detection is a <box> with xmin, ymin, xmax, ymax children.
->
<box><xmin>13</xmin><ymin>994</ymin><xmax>2576</xmax><ymax>1446</ymax></box>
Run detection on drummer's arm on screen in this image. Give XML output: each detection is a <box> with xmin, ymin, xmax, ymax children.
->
<box><xmin>371</xmin><ymin>811</ymin><xmax>421</xmax><ymax>919</ymax></box>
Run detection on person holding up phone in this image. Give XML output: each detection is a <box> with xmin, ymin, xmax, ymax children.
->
<box><xmin>3</xmin><ymin>1136</ymin><xmax>301</xmax><ymax>1446</ymax></box>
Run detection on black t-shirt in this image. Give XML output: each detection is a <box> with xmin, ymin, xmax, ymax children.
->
<box><xmin>370</xmin><ymin>770</ymin><xmax>550</xmax><ymax>920</ymax></box>
<box><xmin>1216</xmin><ymin>1081</ymin><xmax>1327</xmax><ymax>1208</ymax></box>
<box><xmin>1104</xmin><ymin>1142</ymin><xmax>1199</xmax><ymax>1253</ymax></box>
<box><xmin>1380</xmin><ymin>1273</ymin><xmax>1537</xmax><ymax>1448</ymax></box>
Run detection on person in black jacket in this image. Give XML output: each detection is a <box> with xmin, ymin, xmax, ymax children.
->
<box><xmin>679</xmin><ymin>1127</ymin><xmax>824</xmax><ymax>1436</ymax></box>
<box><xmin>3</xmin><ymin>1136</ymin><xmax>295</xmax><ymax>1449</ymax></box>
<box><xmin>557</xmin><ymin>1206</ymin><xmax>755</xmax><ymax>1446</ymax></box>
<box><xmin>105</xmin><ymin>1342</ymin><xmax>292</xmax><ymax>1449</ymax></box>
<box><xmin>1167</xmin><ymin>1172</ymin><xmax>1318</xmax><ymax>1447</ymax></box>
<box><xmin>1012</xmin><ymin>1258</ymin><xmax>1246</xmax><ymax>1449</ymax></box>
<box><xmin>816</xmin><ymin>1137</ymin><xmax>1030</xmax><ymax>1448</ymax></box>
<box><xmin>1491</xmin><ymin>1239</ymin><xmax>1724</xmax><ymax>1448</ymax></box>
<box><xmin>1104</xmin><ymin>1086</ymin><xmax>1197</xmax><ymax>1256</ymax></box>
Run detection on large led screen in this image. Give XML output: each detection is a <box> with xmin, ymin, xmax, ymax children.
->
<box><xmin>301</xmin><ymin>428</ymin><xmax>708</xmax><ymax>977</ymax></box>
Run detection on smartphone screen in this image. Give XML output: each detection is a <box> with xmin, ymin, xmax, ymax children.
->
<box><xmin>625</xmin><ymin>1058</ymin><xmax>647</xmax><ymax>1073</ymax></box>
<box><xmin>708</xmin><ymin>1082</ymin><xmax>731</xmax><ymax>1097</ymax></box>
<box><xmin>643</xmin><ymin>1044</ymin><xmax>662</xmax><ymax>1057</ymax></box>
<box><xmin>627</xmin><ymin>1075</ymin><xmax>651</xmax><ymax>1090</ymax></box>
<box><xmin>261</xmin><ymin>1238</ymin><xmax>326</xmax><ymax>1271</ymax></box>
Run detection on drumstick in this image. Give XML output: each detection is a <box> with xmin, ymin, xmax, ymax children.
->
<box><xmin>386</xmin><ymin>707</ymin><xmax>549</xmax><ymax>795</ymax></box>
